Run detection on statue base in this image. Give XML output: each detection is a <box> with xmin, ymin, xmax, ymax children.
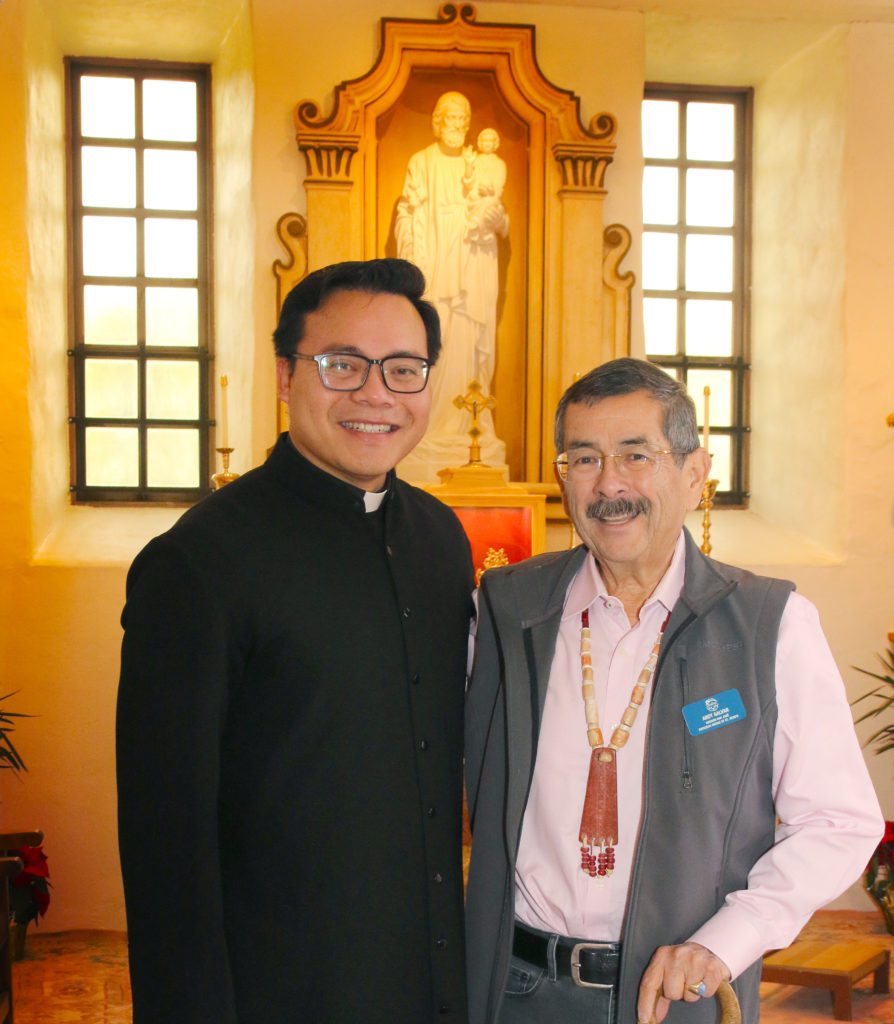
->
<box><xmin>398</xmin><ymin>454</ymin><xmax>509</xmax><ymax>487</ymax></box>
<box><xmin>398</xmin><ymin>432</ymin><xmax>508</xmax><ymax>487</ymax></box>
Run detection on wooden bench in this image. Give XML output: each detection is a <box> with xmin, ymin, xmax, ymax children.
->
<box><xmin>761</xmin><ymin>940</ymin><xmax>890</xmax><ymax>1020</ymax></box>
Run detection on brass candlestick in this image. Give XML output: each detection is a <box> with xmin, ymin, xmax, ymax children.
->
<box><xmin>700</xmin><ymin>478</ymin><xmax>719</xmax><ymax>555</ymax></box>
<box><xmin>453</xmin><ymin>380</ymin><xmax>497</xmax><ymax>466</ymax></box>
<box><xmin>212</xmin><ymin>447</ymin><xmax>240</xmax><ymax>489</ymax></box>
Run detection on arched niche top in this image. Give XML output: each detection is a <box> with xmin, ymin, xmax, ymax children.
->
<box><xmin>296</xmin><ymin>3</ymin><xmax>615</xmax><ymax>150</ymax></box>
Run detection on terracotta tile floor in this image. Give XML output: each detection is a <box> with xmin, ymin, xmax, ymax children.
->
<box><xmin>12</xmin><ymin>930</ymin><xmax>132</xmax><ymax>1024</ymax></box>
<box><xmin>10</xmin><ymin>911</ymin><xmax>894</xmax><ymax>1022</ymax></box>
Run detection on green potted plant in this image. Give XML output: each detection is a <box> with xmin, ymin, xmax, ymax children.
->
<box><xmin>0</xmin><ymin>690</ymin><xmax>27</xmax><ymax>775</ymax></box>
<box><xmin>0</xmin><ymin>690</ymin><xmax>47</xmax><ymax>959</ymax></box>
<box><xmin>851</xmin><ymin>642</ymin><xmax>894</xmax><ymax>932</ymax></box>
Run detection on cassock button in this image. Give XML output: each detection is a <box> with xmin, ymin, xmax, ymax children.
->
<box><xmin>412</xmin><ymin>673</ymin><xmax>421</xmax><ymax>685</ymax></box>
<box><xmin>402</xmin><ymin>606</ymin><xmax>411</xmax><ymax>618</ymax></box>
<box><xmin>436</xmin><ymin>937</ymin><xmax>448</xmax><ymax>949</ymax></box>
<box><xmin>419</xmin><ymin>739</ymin><xmax>429</xmax><ymax>751</ymax></box>
<box><xmin>386</xmin><ymin>545</ymin><xmax>393</xmax><ymax>556</ymax></box>
<box><xmin>433</xmin><ymin>872</ymin><xmax>443</xmax><ymax>884</ymax></box>
<box><xmin>439</xmin><ymin>1003</ymin><xmax>450</xmax><ymax>1015</ymax></box>
<box><xmin>427</xmin><ymin>806</ymin><xmax>437</xmax><ymax>817</ymax></box>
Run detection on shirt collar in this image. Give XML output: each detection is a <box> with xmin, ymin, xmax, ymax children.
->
<box><xmin>562</xmin><ymin>531</ymin><xmax>687</xmax><ymax>621</ymax></box>
<box><xmin>268</xmin><ymin>432</ymin><xmax>395</xmax><ymax>515</ymax></box>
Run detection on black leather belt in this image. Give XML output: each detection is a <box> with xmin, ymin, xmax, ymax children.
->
<box><xmin>513</xmin><ymin>923</ymin><xmax>621</xmax><ymax>988</ymax></box>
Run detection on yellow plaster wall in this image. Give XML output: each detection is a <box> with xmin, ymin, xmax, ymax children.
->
<box><xmin>1</xmin><ymin>0</ymin><xmax>893</xmax><ymax>930</ymax></box>
<box><xmin>751</xmin><ymin>26</ymin><xmax>848</xmax><ymax>554</ymax></box>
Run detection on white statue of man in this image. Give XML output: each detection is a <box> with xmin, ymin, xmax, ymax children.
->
<box><xmin>395</xmin><ymin>92</ymin><xmax>509</xmax><ymax>479</ymax></box>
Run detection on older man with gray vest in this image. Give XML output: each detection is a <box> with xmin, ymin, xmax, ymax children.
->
<box><xmin>464</xmin><ymin>357</ymin><xmax>882</xmax><ymax>1024</ymax></box>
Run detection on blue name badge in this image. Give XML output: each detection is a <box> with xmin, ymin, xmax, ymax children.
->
<box><xmin>682</xmin><ymin>688</ymin><xmax>747</xmax><ymax>737</ymax></box>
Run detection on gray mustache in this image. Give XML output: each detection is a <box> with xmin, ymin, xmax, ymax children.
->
<box><xmin>586</xmin><ymin>497</ymin><xmax>650</xmax><ymax>520</ymax></box>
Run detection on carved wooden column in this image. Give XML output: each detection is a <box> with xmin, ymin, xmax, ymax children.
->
<box><xmin>552</xmin><ymin>114</ymin><xmax>617</xmax><ymax>388</ymax></box>
<box><xmin>295</xmin><ymin>126</ymin><xmax>360</xmax><ymax>270</ymax></box>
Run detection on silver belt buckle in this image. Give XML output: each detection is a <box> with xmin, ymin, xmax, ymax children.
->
<box><xmin>570</xmin><ymin>942</ymin><xmax>614</xmax><ymax>989</ymax></box>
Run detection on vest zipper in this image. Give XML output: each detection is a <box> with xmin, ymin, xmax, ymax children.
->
<box><xmin>679</xmin><ymin>657</ymin><xmax>694</xmax><ymax>790</ymax></box>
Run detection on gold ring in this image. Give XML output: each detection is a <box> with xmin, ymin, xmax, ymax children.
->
<box><xmin>687</xmin><ymin>981</ymin><xmax>707</xmax><ymax>997</ymax></box>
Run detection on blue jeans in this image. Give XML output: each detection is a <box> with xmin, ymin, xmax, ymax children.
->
<box><xmin>498</xmin><ymin>952</ymin><xmax>618</xmax><ymax>1024</ymax></box>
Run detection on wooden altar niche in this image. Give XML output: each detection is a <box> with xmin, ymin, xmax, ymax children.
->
<box><xmin>273</xmin><ymin>3</ymin><xmax>633</xmax><ymax>491</ymax></box>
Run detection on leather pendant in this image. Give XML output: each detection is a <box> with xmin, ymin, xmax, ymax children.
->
<box><xmin>579</xmin><ymin>747</ymin><xmax>618</xmax><ymax>879</ymax></box>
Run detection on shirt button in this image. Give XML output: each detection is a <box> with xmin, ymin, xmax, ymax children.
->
<box><xmin>427</xmin><ymin>806</ymin><xmax>437</xmax><ymax>817</ymax></box>
<box><xmin>436</xmin><ymin>937</ymin><xmax>448</xmax><ymax>949</ymax></box>
<box><xmin>419</xmin><ymin>739</ymin><xmax>429</xmax><ymax>751</ymax></box>
<box><xmin>386</xmin><ymin>545</ymin><xmax>393</xmax><ymax>556</ymax></box>
<box><xmin>433</xmin><ymin>872</ymin><xmax>443</xmax><ymax>884</ymax></box>
<box><xmin>402</xmin><ymin>607</ymin><xmax>411</xmax><ymax>618</ymax></box>
<box><xmin>439</xmin><ymin>1004</ymin><xmax>450</xmax><ymax>1015</ymax></box>
<box><xmin>412</xmin><ymin>673</ymin><xmax>421</xmax><ymax>685</ymax></box>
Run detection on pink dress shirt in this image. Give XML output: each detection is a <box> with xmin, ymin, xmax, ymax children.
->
<box><xmin>513</xmin><ymin>533</ymin><xmax>883</xmax><ymax>979</ymax></box>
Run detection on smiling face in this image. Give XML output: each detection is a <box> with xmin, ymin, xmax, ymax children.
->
<box><xmin>276</xmin><ymin>289</ymin><xmax>432</xmax><ymax>491</ymax></box>
<box><xmin>559</xmin><ymin>391</ymin><xmax>709</xmax><ymax>593</ymax></box>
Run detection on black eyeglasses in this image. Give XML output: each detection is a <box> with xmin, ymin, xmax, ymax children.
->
<box><xmin>292</xmin><ymin>352</ymin><xmax>431</xmax><ymax>394</ymax></box>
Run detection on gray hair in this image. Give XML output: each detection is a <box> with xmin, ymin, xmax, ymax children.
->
<box><xmin>554</xmin><ymin>357</ymin><xmax>699</xmax><ymax>463</ymax></box>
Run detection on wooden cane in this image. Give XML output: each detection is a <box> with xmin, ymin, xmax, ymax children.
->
<box><xmin>646</xmin><ymin>979</ymin><xmax>741</xmax><ymax>1024</ymax></box>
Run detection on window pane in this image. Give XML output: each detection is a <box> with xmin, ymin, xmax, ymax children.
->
<box><xmin>143</xmin><ymin>80</ymin><xmax>197</xmax><ymax>141</ymax></box>
<box><xmin>642</xmin><ymin>99</ymin><xmax>678</xmax><ymax>158</ymax></box>
<box><xmin>85</xmin><ymin>426</ymin><xmax>139</xmax><ymax>486</ymax></box>
<box><xmin>85</xmin><ymin>359</ymin><xmax>138</xmax><ymax>418</ymax></box>
<box><xmin>643</xmin><ymin>298</ymin><xmax>677</xmax><ymax>356</ymax></box>
<box><xmin>147</xmin><ymin>428</ymin><xmax>200</xmax><ymax>487</ymax></box>
<box><xmin>685</xmin><ymin>235</ymin><xmax>732</xmax><ymax>292</ymax></box>
<box><xmin>82</xmin><ymin>216</ymin><xmax>136</xmax><ymax>276</ymax></box>
<box><xmin>84</xmin><ymin>285</ymin><xmax>137</xmax><ymax>346</ymax></box>
<box><xmin>703</xmin><ymin>433</ymin><xmax>730</xmax><ymax>492</ymax></box>
<box><xmin>642</xmin><ymin>166</ymin><xmax>678</xmax><ymax>225</ymax></box>
<box><xmin>685</xmin><ymin>300</ymin><xmax>732</xmax><ymax>357</ymax></box>
<box><xmin>81</xmin><ymin>147</ymin><xmax>136</xmax><ymax>208</ymax></box>
<box><xmin>80</xmin><ymin>76</ymin><xmax>135</xmax><ymax>139</ymax></box>
<box><xmin>144</xmin><ymin>150</ymin><xmax>198</xmax><ymax>210</ymax></box>
<box><xmin>686</xmin><ymin>169</ymin><xmax>734</xmax><ymax>227</ymax></box>
<box><xmin>687</xmin><ymin>368</ymin><xmax>732</xmax><ymax>428</ymax></box>
<box><xmin>145</xmin><ymin>218</ymin><xmax>197</xmax><ymax>278</ymax></box>
<box><xmin>146</xmin><ymin>287</ymin><xmax>198</xmax><ymax>346</ymax></box>
<box><xmin>687</xmin><ymin>102</ymin><xmax>735</xmax><ymax>161</ymax></box>
<box><xmin>146</xmin><ymin>361</ymin><xmax>200</xmax><ymax>419</ymax></box>
<box><xmin>642</xmin><ymin>232</ymin><xmax>678</xmax><ymax>290</ymax></box>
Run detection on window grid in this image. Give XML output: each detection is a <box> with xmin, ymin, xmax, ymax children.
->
<box><xmin>67</xmin><ymin>58</ymin><xmax>213</xmax><ymax>503</ymax></box>
<box><xmin>643</xmin><ymin>84</ymin><xmax>752</xmax><ymax>507</ymax></box>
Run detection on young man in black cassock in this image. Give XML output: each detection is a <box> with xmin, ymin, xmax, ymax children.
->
<box><xmin>117</xmin><ymin>259</ymin><xmax>474</xmax><ymax>1023</ymax></box>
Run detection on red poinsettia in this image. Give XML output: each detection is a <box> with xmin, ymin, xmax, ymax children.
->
<box><xmin>9</xmin><ymin>843</ymin><xmax>51</xmax><ymax>927</ymax></box>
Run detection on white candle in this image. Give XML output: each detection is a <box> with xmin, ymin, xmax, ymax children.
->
<box><xmin>219</xmin><ymin>375</ymin><xmax>229</xmax><ymax>449</ymax></box>
<box><xmin>702</xmin><ymin>386</ymin><xmax>710</xmax><ymax>452</ymax></box>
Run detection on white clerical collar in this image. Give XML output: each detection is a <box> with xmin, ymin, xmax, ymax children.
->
<box><xmin>364</xmin><ymin>490</ymin><xmax>387</xmax><ymax>513</ymax></box>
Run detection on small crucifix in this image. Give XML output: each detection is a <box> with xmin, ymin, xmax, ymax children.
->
<box><xmin>453</xmin><ymin>380</ymin><xmax>497</xmax><ymax>465</ymax></box>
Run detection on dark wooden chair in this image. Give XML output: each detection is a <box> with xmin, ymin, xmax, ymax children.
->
<box><xmin>0</xmin><ymin>830</ymin><xmax>44</xmax><ymax>1024</ymax></box>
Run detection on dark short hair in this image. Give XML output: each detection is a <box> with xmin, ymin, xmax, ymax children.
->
<box><xmin>554</xmin><ymin>357</ymin><xmax>699</xmax><ymax>463</ymax></box>
<box><xmin>272</xmin><ymin>258</ymin><xmax>441</xmax><ymax>364</ymax></box>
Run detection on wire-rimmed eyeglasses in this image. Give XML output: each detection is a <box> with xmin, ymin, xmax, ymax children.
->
<box><xmin>554</xmin><ymin>444</ymin><xmax>694</xmax><ymax>481</ymax></box>
<box><xmin>292</xmin><ymin>351</ymin><xmax>431</xmax><ymax>394</ymax></box>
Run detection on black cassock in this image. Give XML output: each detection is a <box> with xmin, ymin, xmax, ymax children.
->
<box><xmin>118</xmin><ymin>434</ymin><xmax>474</xmax><ymax>1023</ymax></box>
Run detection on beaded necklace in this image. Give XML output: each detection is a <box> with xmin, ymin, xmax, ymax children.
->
<box><xmin>578</xmin><ymin>607</ymin><xmax>669</xmax><ymax>881</ymax></box>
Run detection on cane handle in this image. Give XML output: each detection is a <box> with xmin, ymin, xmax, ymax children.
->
<box><xmin>646</xmin><ymin>979</ymin><xmax>741</xmax><ymax>1024</ymax></box>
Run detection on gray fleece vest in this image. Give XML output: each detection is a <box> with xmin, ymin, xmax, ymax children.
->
<box><xmin>616</xmin><ymin>548</ymin><xmax>793</xmax><ymax>1024</ymax></box>
<box><xmin>465</xmin><ymin>530</ymin><xmax>794</xmax><ymax>1024</ymax></box>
